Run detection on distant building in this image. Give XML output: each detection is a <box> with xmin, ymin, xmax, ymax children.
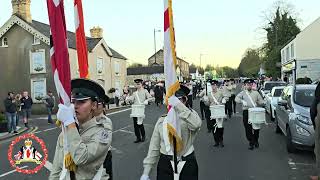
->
<box><xmin>0</xmin><ymin>0</ymin><xmax>127</xmax><ymax>113</ymax></box>
<box><xmin>280</xmin><ymin>17</ymin><xmax>320</xmax><ymax>83</ymax></box>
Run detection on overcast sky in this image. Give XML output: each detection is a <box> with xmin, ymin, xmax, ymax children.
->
<box><xmin>1</xmin><ymin>0</ymin><xmax>319</xmax><ymax>68</ymax></box>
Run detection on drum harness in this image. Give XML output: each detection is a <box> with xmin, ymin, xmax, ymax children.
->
<box><xmin>210</xmin><ymin>92</ymin><xmax>222</xmax><ymax>133</ymax></box>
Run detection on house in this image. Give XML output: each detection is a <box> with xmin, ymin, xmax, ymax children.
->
<box><xmin>280</xmin><ymin>17</ymin><xmax>320</xmax><ymax>83</ymax></box>
<box><xmin>147</xmin><ymin>49</ymin><xmax>190</xmax><ymax>80</ymax></box>
<box><xmin>0</xmin><ymin>0</ymin><xmax>127</xmax><ymax>113</ymax></box>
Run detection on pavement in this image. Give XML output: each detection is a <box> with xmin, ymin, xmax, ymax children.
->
<box><xmin>0</xmin><ymin>95</ymin><xmax>317</xmax><ymax>179</ymax></box>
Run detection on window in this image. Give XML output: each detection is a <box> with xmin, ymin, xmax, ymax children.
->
<box><xmin>31</xmin><ymin>78</ymin><xmax>47</xmax><ymax>103</ymax></box>
<box><xmin>97</xmin><ymin>57</ymin><xmax>104</xmax><ymax>75</ymax></box>
<box><xmin>33</xmin><ymin>35</ymin><xmax>40</xmax><ymax>45</ymax></box>
<box><xmin>286</xmin><ymin>47</ymin><xmax>290</xmax><ymax>61</ymax></box>
<box><xmin>30</xmin><ymin>49</ymin><xmax>46</xmax><ymax>74</ymax></box>
<box><xmin>1</xmin><ymin>37</ymin><xmax>8</xmax><ymax>47</ymax></box>
<box><xmin>114</xmin><ymin>61</ymin><xmax>120</xmax><ymax>75</ymax></box>
<box><xmin>290</xmin><ymin>43</ymin><xmax>294</xmax><ymax>58</ymax></box>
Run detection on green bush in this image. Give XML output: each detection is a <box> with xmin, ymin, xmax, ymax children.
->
<box><xmin>0</xmin><ymin>113</ymin><xmax>6</xmax><ymax>123</ymax></box>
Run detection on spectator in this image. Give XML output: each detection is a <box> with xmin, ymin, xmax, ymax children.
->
<box><xmin>15</xmin><ymin>94</ymin><xmax>22</xmax><ymax>126</ymax></box>
<box><xmin>42</xmin><ymin>91</ymin><xmax>55</xmax><ymax>124</ymax></box>
<box><xmin>311</xmin><ymin>83</ymin><xmax>320</xmax><ymax>180</ymax></box>
<box><xmin>4</xmin><ymin>92</ymin><xmax>17</xmax><ymax>133</ymax></box>
<box><xmin>114</xmin><ymin>88</ymin><xmax>120</xmax><ymax>107</ymax></box>
<box><xmin>20</xmin><ymin>91</ymin><xmax>33</xmax><ymax>128</ymax></box>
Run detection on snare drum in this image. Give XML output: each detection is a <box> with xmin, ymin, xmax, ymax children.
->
<box><xmin>130</xmin><ymin>104</ymin><xmax>145</xmax><ymax>118</ymax></box>
<box><xmin>210</xmin><ymin>105</ymin><xmax>226</xmax><ymax>119</ymax></box>
<box><xmin>248</xmin><ymin>107</ymin><xmax>266</xmax><ymax>124</ymax></box>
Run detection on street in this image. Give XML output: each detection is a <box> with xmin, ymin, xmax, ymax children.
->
<box><xmin>0</xmin><ymin>97</ymin><xmax>317</xmax><ymax>180</ymax></box>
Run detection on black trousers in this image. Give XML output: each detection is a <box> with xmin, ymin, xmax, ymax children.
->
<box><xmin>204</xmin><ymin>105</ymin><xmax>212</xmax><ymax>131</ymax></box>
<box><xmin>157</xmin><ymin>153</ymin><xmax>198</xmax><ymax>180</ymax></box>
<box><xmin>199</xmin><ymin>101</ymin><xmax>206</xmax><ymax>119</ymax></box>
<box><xmin>187</xmin><ymin>95</ymin><xmax>193</xmax><ymax>108</ymax></box>
<box><xmin>225</xmin><ymin>99</ymin><xmax>232</xmax><ymax>118</ymax></box>
<box><xmin>103</xmin><ymin>151</ymin><xmax>113</xmax><ymax>180</ymax></box>
<box><xmin>133</xmin><ymin>117</ymin><xmax>145</xmax><ymax>140</ymax></box>
<box><xmin>212</xmin><ymin>119</ymin><xmax>224</xmax><ymax>144</ymax></box>
<box><xmin>243</xmin><ymin>110</ymin><xmax>260</xmax><ymax>145</ymax></box>
<box><xmin>230</xmin><ymin>94</ymin><xmax>236</xmax><ymax>113</ymax></box>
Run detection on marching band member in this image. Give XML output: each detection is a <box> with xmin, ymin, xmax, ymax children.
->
<box><xmin>50</xmin><ymin>78</ymin><xmax>112</xmax><ymax>180</ymax></box>
<box><xmin>197</xmin><ymin>79</ymin><xmax>212</xmax><ymax>132</ymax></box>
<box><xmin>229</xmin><ymin>78</ymin><xmax>237</xmax><ymax>114</ymax></box>
<box><xmin>235</xmin><ymin>79</ymin><xmax>265</xmax><ymax>150</ymax></box>
<box><xmin>126</xmin><ymin>79</ymin><xmax>153</xmax><ymax>143</ymax></box>
<box><xmin>94</xmin><ymin>94</ymin><xmax>113</xmax><ymax>180</ymax></box>
<box><xmin>223</xmin><ymin>79</ymin><xmax>233</xmax><ymax>119</ymax></box>
<box><xmin>140</xmin><ymin>84</ymin><xmax>202</xmax><ymax>180</ymax></box>
<box><xmin>204</xmin><ymin>80</ymin><xmax>227</xmax><ymax>147</ymax></box>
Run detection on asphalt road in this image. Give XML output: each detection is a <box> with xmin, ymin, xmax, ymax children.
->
<box><xmin>0</xmin><ymin>95</ymin><xmax>317</xmax><ymax>180</ymax></box>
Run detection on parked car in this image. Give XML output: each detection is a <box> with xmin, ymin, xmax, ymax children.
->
<box><xmin>265</xmin><ymin>86</ymin><xmax>285</xmax><ymax>121</ymax></box>
<box><xmin>274</xmin><ymin>84</ymin><xmax>316</xmax><ymax>153</ymax></box>
<box><xmin>260</xmin><ymin>81</ymin><xmax>286</xmax><ymax>98</ymax></box>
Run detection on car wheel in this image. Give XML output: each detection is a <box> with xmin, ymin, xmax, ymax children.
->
<box><xmin>286</xmin><ymin>127</ymin><xmax>297</xmax><ymax>153</ymax></box>
<box><xmin>274</xmin><ymin>113</ymin><xmax>281</xmax><ymax>134</ymax></box>
<box><xmin>270</xmin><ymin>105</ymin><xmax>275</xmax><ymax>121</ymax></box>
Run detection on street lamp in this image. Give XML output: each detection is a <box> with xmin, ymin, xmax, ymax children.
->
<box><xmin>154</xmin><ymin>28</ymin><xmax>161</xmax><ymax>65</ymax></box>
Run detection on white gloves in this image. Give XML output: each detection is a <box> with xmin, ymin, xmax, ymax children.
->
<box><xmin>57</xmin><ymin>104</ymin><xmax>75</xmax><ymax>126</ymax></box>
<box><xmin>143</xmin><ymin>100</ymin><xmax>149</xmax><ymax>105</ymax></box>
<box><xmin>140</xmin><ymin>175</ymin><xmax>150</xmax><ymax>180</ymax></box>
<box><xmin>168</xmin><ymin>96</ymin><xmax>181</xmax><ymax>107</ymax></box>
<box><xmin>242</xmin><ymin>100</ymin><xmax>248</xmax><ymax>107</ymax></box>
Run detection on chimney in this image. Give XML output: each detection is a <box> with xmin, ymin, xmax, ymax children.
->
<box><xmin>90</xmin><ymin>26</ymin><xmax>103</xmax><ymax>38</ymax></box>
<box><xmin>12</xmin><ymin>0</ymin><xmax>32</xmax><ymax>23</ymax></box>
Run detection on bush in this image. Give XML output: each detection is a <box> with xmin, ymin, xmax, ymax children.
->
<box><xmin>0</xmin><ymin>113</ymin><xmax>6</xmax><ymax>123</ymax></box>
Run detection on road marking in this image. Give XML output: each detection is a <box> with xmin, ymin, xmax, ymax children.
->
<box><xmin>118</xmin><ymin>129</ymin><xmax>134</xmax><ymax>134</ymax></box>
<box><xmin>0</xmin><ymin>166</ymin><xmax>28</xmax><ymax>177</ymax></box>
<box><xmin>43</xmin><ymin>127</ymin><xmax>57</xmax><ymax>132</ymax></box>
<box><xmin>44</xmin><ymin>161</ymin><xmax>53</xmax><ymax>171</ymax></box>
<box><xmin>112</xmin><ymin>125</ymin><xmax>132</xmax><ymax>134</ymax></box>
<box><xmin>106</xmin><ymin>108</ymin><xmax>131</xmax><ymax>116</ymax></box>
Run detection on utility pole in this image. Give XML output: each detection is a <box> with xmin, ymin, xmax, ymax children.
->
<box><xmin>154</xmin><ymin>29</ymin><xmax>161</xmax><ymax>65</ymax></box>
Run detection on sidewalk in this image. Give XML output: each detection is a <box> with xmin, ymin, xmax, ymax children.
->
<box><xmin>0</xmin><ymin>104</ymin><xmax>130</xmax><ymax>140</ymax></box>
<box><xmin>0</xmin><ymin>126</ymin><xmax>30</xmax><ymax>141</ymax></box>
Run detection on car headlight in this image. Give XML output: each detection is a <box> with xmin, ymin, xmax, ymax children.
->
<box><xmin>297</xmin><ymin>114</ymin><xmax>312</xmax><ymax>125</ymax></box>
<box><xmin>295</xmin><ymin>125</ymin><xmax>310</xmax><ymax>136</ymax></box>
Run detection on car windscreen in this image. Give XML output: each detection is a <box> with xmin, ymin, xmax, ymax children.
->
<box><xmin>264</xmin><ymin>83</ymin><xmax>286</xmax><ymax>91</ymax></box>
<box><xmin>273</xmin><ymin>89</ymin><xmax>283</xmax><ymax>97</ymax></box>
<box><xmin>294</xmin><ymin>89</ymin><xmax>315</xmax><ymax>107</ymax></box>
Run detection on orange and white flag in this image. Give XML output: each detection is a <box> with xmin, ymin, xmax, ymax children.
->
<box><xmin>163</xmin><ymin>0</ymin><xmax>183</xmax><ymax>154</ymax></box>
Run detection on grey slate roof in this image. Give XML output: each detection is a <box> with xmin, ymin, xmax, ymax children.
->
<box><xmin>109</xmin><ymin>47</ymin><xmax>127</xmax><ymax>60</ymax></box>
<box><xmin>127</xmin><ymin>66</ymin><xmax>164</xmax><ymax>75</ymax></box>
<box><xmin>29</xmin><ymin>20</ymin><xmax>125</xmax><ymax>58</ymax></box>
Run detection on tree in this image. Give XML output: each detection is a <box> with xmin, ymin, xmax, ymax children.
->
<box><xmin>262</xmin><ymin>4</ymin><xmax>300</xmax><ymax>77</ymax></box>
<box><xmin>238</xmin><ymin>48</ymin><xmax>261</xmax><ymax>77</ymax></box>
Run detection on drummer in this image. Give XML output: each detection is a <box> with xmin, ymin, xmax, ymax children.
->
<box><xmin>126</xmin><ymin>79</ymin><xmax>153</xmax><ymax>143</ymax></box>
<box><xmin>197</xmin><ymin>79</ymin><xmax>213</xmax><ymax>132</ymax></box>
<box><xmin>235</xmin><ymin>78</ymin><xmax>265</xmax><ymax>150</ymax></box>
<box><xmin>203</xmin><ymin>79</ymin><xmax>228</xmax><ymax>147</ymax></box>
<box><xmin>140</xmin><ymin>84</ymin><xmax>202</xmax><ymax>180</ymax></box>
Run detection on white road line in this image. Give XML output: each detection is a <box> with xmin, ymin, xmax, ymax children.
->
<box><xmin>0</xmin><ymin>166</ymin><xmax>28</xmax><ymax>177</ymax></box>
<box><xmin>43</xmin><ymin>127</ymin><xmax>58</xmax><ymax>132</ymax></box>
<box><xmin>119</xmin><ymin>129</ymin><xmax>134</xmax><ymax>134</ymax></box>
<box><xmin>112</xmin><ymin>125</ymin><xmax>132</xmax><ymax>134</ymax></box>
<box><xmin>44</xmin><ymin>161</ymin><xmax>53</xmax><ymax>171</ymax></box>
<box><xmin>106</xmin><ymin>108</ymin><xmax>131</xmax><ymax>116</ymax></box>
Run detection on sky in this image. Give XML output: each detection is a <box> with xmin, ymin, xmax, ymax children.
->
<box><xmin>0</xmin><ymin>0</ymin><xmax>320</xmax><ymax>68</ymax></box>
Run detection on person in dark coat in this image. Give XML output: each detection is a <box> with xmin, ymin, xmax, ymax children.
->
<box><xmin>311</xmin><ymin>83</ymin><xmax>320</xmax><ymax>180</ymax></box>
